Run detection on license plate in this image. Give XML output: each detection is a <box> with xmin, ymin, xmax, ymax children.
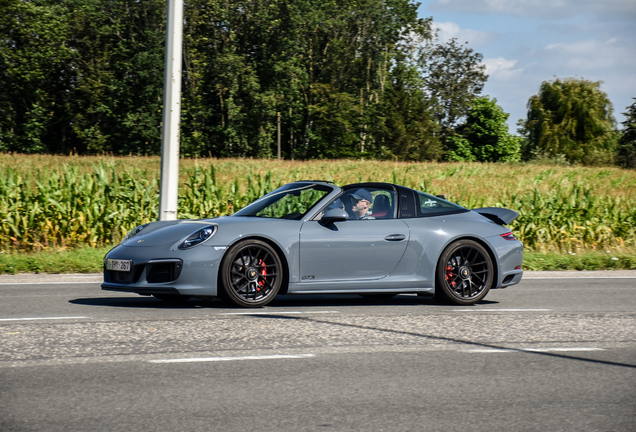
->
<box><xmin>107</xmin><ymin>259</ymin><xmax>132</xmax><ymax>272</ymax></box>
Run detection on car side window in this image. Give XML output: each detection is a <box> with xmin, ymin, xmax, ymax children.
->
<box><xmin>339</xmin><ymin>188</ymin><xmax>397</xmax><ymax>220</ymax></box>
<box><xmin>416</xmin><ymin>191</ymin><xmax>466</xmax><ymax>216</ymax></box>
<box><xmin>369</xmin><ymin>191</ymin><xmax>395</xmax><ymax>219</ymax></box>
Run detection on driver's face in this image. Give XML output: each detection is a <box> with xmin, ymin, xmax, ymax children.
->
<box><xmin>351</xmin><ymin>198</ymin><xmax>370</xmax><ymax>215</ymax></box>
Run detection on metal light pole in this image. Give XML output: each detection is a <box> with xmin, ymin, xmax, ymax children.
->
<box><xmin>159</xmin><ymin>0</ymin><xmax>183</xmax><ymax>221</ymax></box>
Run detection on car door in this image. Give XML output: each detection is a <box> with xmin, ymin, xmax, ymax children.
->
<box><xmin>298</xmin><ymin>218</ymin><xmax>410</xmax><ymax>285</ymax></box>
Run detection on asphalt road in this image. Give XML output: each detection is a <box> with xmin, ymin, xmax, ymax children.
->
<box><xmin>1</xmin><ymin>272</ymin><xmax>635</xmax><ymax>432</ymax></box>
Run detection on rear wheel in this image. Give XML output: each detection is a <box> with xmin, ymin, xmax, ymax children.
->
<box><xmin>221</xmin><ymin>240</ymin><xmax>283</xmax><ymax>307</ymax></box>
<box><xmin>435</xmin><ymin>240</ymin><xmax>493</xmax><ymax>305</ymax></box>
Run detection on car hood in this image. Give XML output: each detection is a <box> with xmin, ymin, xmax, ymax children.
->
<box><xmin>119</xmin><ymin>216</ymin><xmax>300</xmax><ymax>248</ymax></box>
<box><xmin>120</xmin><ymin>219</ymin><xmax>219</xmax><ymax>247</ymax></box>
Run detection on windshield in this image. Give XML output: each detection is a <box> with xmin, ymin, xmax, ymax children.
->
<box><xmin>234</xmin><ymin>183</ymin><xmax>333</xmax><ymax>220</ymax></box>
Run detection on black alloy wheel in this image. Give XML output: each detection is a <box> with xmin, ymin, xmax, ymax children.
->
<box><xmin>221</xmin><ymin>240</ymin><xmax>283</xmax><ymax>307</ymax></box>
<box><xmin>436</xmin><ymin>239</ymin><xmax>494</xmax><ymax>305</ymax></box>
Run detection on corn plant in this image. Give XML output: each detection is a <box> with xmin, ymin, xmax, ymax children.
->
<box><xmin>1</xmin><ymin>155</ymin><xmax>635</xmax><ymax>253</ymax></box>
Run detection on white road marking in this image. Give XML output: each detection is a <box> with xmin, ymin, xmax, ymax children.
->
<box><xmin>453</xmin><ymin>309</ymin><xmax>550</xmax><ymax>312</ymax></box>
<box><xmin>220</xmin><ymin>311</ymin><xmax>339</xmax><ymax>315</ymax></box>
<box><xmin>149</xmin><ymin>353</ymin><xmax>316</xmax><ymax>363</ymax></box>
<box><xmin>465</xmin><ymin>347</ymin><xmax>604</xmax><ymax>353</ymax></box>
<box><xmin>0</xmin><ymin>316</ymin><xmax>88</xmax><ymax>322</ymax></box>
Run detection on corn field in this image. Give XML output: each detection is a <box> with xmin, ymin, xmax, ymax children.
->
<box><xmin>1</xmin><ymin>155</ymin><xmax>635</xmax><ymax>253</ymax></box>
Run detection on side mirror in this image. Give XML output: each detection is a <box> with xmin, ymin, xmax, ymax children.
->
<box><xmin>319</xmin><ymin>208</ymin><xmax>349</xmax><ymax>226</ymax></box>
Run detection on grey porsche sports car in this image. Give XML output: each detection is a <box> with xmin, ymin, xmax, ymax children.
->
<box><xmin>102</xmin><ymin>181</ymin><xmax>523</xmax><ymax>307</ymax></box>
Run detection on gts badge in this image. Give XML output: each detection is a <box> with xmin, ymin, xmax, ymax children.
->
<box><xmin>302</xmin><ymin>275</ymin><xmax>316</xmax><ymax>280</ymax></box>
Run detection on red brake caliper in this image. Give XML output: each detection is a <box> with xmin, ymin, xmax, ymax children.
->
<box><xmin>258</xmin><ymin>259</ymin><xmax>267</xmax><ymax>291</ymax></box>
<box><xmin>446</xmin><ymin>265</ymin><xmax>456</xmax><ymax>287</ymax></box>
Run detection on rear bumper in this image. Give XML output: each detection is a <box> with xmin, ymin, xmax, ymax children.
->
<box><xmin>487</xmin><ymin>236</ymin><xmax>524</xmax><ymax>288</ymax></box>
<box><xmin>493</xmin><ymin>269</ymin><xmax>523</xmax><ymax>289</ymax></box>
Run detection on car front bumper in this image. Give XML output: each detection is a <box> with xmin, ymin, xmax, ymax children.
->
<box><xmin>101</xmin><ymin>244</ymin><xmax>226</xmax><ymax>297</ymax></box>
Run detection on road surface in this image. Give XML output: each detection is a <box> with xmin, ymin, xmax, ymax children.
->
<box><xmin>1</xmin><ymin>271</ymin><xmax>635</xmax><ymax>431</ymax></box>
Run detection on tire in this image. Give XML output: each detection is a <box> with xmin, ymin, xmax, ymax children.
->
<box><xmin>152</xmin><ymin>294</ymin><xmax>192</xmax><ymax>302</ymax></box>
<box><xmin>220</xmin><ymin>240</ymin><xmax>283</xmax><ymax>307</ymax></box>
<box><xmin>435</xmin><ymin>240</ymin><xmax>494</xmax><ymax>305</ymax></box>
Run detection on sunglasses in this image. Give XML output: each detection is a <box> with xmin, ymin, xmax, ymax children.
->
<box><xmin>351</xmin><ymin>197</ymin><xmax>370</xmax><ymax>204</ymax></box>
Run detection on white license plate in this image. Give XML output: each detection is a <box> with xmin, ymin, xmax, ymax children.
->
<box><xmin>107</xmin><ymin>259</ymin><xmax>132</xmax><ymax>272</ymax></box>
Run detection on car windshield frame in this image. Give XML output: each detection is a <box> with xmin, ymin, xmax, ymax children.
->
<box><xmin>233</xmin><ymin>182</ymin><xmax>335</xmax><ymax>220</ymax></box>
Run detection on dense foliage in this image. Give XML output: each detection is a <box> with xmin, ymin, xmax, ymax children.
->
<box><xmin>1</xmin><ymin>155</ymin><xmax>635</xmax><ymax>253</ymax></box>
<box><xmin>616</xmin><ymin>99</ymin><xmax>636</xmax><ymax>169</ymax></box>
<box><xmin>446</xmin><ymin>96</ymin><xmax>521</xmax><ymax>162</ymax></box>
<box><xmin>0</xmin><ymin>0</ymin><xmax>166</xmax><ymax>155</ymax></box>
<box><xmin>521</xmin><ymin>78</ymin><xmax>618</xmax><ymax>165</ymax></box>
<box><xmin>2</xmin><ymin>1</ymin><xmax>632</xmax><ymax>166</ymax></box>
<box><xmin>423</xmin><ymin>38</ymin><xmax>488</xmax><ymax>144</ymax></box>
<box><xmin>1</xmin><ymin>0</ymin><xmax>450</xmax><ymax>160</ymax></box>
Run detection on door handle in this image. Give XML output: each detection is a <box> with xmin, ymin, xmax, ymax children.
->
<box><xmin>385</xmin><ymin>234</ymin><xmax>406</xmax><ymax>241</ymax></box>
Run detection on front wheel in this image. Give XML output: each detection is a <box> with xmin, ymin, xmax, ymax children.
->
<box><xmin>220</xmin><ymin>240</ymin><xmax>283</xmax><ymax>307</ymax></box>
<box><xmin>435</xmin><ymin>240</ymin><xmax>493</xmax><ymax>305</ymax></box>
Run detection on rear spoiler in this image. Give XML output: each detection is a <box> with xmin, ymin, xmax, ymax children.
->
<box><xmin>473</xmin><ymin>207</ymin><xmax>519</xmax><ymax>225</ymax></box>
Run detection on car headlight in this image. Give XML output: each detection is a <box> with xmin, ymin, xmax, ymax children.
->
<box><xmin>123</xmin><ymin>224</ymin><xmax>148</xmax><ymax>242</ymax></box>
<box><xmin>179</xmin><ymin>225</ymin><xmax>217</xmax><ymax>249</ymax></box>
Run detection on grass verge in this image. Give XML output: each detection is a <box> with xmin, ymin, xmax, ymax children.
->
<box><xmin>0</xmin><ymin>247</ymin><xmax>110</xmax><ymax>274</ymax></box>
<box><xmin>0</xmin><ymin>247</ymin><xmax>634</xmax><ymax>275</ymax></box>
<box><xmin>523</xmin><ymin>250</ymin><xmax>636</xmax><ymax>271</ymax></box>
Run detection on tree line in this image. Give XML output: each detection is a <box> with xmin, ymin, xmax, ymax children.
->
<box><xmin>1</xmin><ymin>0</ymin><xmax>634</xmax><ymax>167</ymax></box>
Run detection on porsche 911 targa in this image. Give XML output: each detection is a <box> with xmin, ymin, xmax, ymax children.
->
<box><xmin>102</xmin><ymin>181</ymin><xmax>523</xmax><ymax>307</ymax></box>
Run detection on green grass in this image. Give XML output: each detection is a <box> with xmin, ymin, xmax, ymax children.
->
<box><xmin>0</xmin><ymin>247</ymin><xmax>633</xmax><ymax>275</ymax></box>
<box><xmin>523</xmin><ymin>250</ymin><xmax>636</xmax><ymax>271</ymax></box>
<box><xmin>0</xmin><ymin>247</ymin><xmax>110</xmax><ymax>274</ymax></box>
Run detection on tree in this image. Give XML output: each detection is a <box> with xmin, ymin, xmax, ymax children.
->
<box><xmin>421</xmin><ymin>38</ymin><xmax>488</xmax><ymax>147</ymax></box>
<box><xmin>372</xmin><ymin>24</ymin><xmax>441</xmax><ymax>161</ymax></box>
<box><xmin>522</xmin><ymin>78</ymin><xmax>617</xmax><ymax>165</ymax></box>
<box><xmin>67</xmin><ymin>0</ymin><xmax>166</xmax><ymax>155</ymax></box>
<box><xmin>0</xmin><ymin>0</ymin><xmax>165</xmax><ymax>155</ymax></box>
<box><xmin>381</xmin><ymin>79</ymin><xmax>442</xmax><ymax>161</ymax></box>
<box><xmin>616</xmin><ymin>98</ymin><xmax>636</xmax><ymax>169</ymax></box>
<box><xmin>1</xmin><ymin>0</ymin><xmax>442</xmax><ymax>159</ymax></box>
<box><xmin>447</xmin><ymin>96</ymin><xmax>521</xmax><ymax>162</ymax></box>
<box><xmin>0</xmin><ymin>0</ymin><xmax>73</xmax><ymax>153</ymax></box>
<box><xmin>181</xmin><ymin>0</ymin><xmax>435</xmax><ymax>160</ymax></box>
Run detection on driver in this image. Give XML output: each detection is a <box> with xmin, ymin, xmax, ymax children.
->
<box><xmin>348</xmin><ymin>189</ymin><xmax>375</xmax><ymax>220</ymax></box>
